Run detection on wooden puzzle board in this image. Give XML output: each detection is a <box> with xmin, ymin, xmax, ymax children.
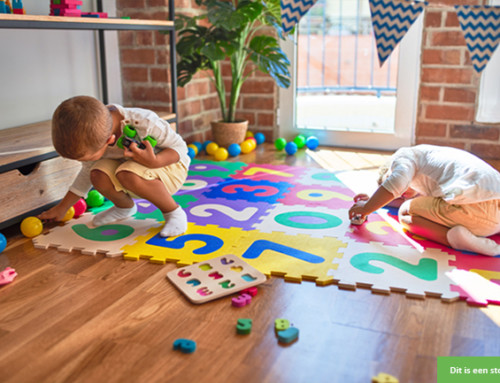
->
<box><xmin>166</xmin><ymin>254</ymin><xmax>267</xmax><ymax>304</ymax></box>
<box><xmin>34</xmin><ymin>160</ymin><xmax>500</xmax><ymax>306</ymax></box>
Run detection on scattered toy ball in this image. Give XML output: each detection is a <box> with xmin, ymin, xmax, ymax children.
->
<box><xmin>187</xmin><ymin>147</ymin><xmax>196</xmax><ymax>159</ymax></box>
<box><xmin>173</xmin><ymin>338</ymin><xmax>196</xmax><ymax>354</ymax></box>
<box><xmin>245</xmin><ymin>131</ymin><xmax>254</xmax><ymax>138</ymax></box>
<box><xmin>274</xmin><ymin>137</ymin><xmax>287</xmax><ymax>151</ymax></box>
<box><xmin>206</xmin><ymin>142</ymin><xmax>219</xmax><ymax>155</ymax></box>
<box><xmin>254</xmin><ymin>132</ymin><xmax>265</xmax><ymax>145</ymax></box>
<box><xmin>214</xmin><ymin>147</ymin><xmax>229</xmax><ymax>161</ymax></box>
<box><xmin>20</xmin><ymin>216</ymin><xmax>43</xmax><ymax>238</ymax></box>
<box><xmin>306</xmin><ymin>136</ymin><xmax>319</xmax><ymax>150</ymax></box>
<box><xmin>0</xmin><ymin>233</ymin><xmax>6</xmax><ymax>253</ymax></box>
<box><xmin>187</xmin><ymin>144</ymin><xmax>199</xmax><ymax>155</ymax></box>
<box><xmin>61</xmin><ymin>206</ymin><xmax>75</xmax><ymax>222</ymax></box>
<box><xmin>202</xmin><ymin>140</ymin><xmax>212</xmax><ymax>152</ymax></box>
<box><xmin>228</xmin><ymin>143</ymin><xmax>241</xmax><ymax>157</ymax></box>
<box><xmin>240</xmin><ymin>140</ymin><xmax>254</xmax><ymax>154</ymax></box>
<box><xmin>293</xmin><ymin>134</ymin><xmax>306</xmax><ymax>149</ymax></box>
<box><xmin>72</xmin><ymin>199</ymin><xmax>87</xmax><ymax>218</ymax></box>
<box><xmin>285</xmin><ymin>141</ymin><xmax>298</xmax><ymax>155</ymax></box>
<box><xmin>86</xmin><ymin>190</ymin><xmax>105</xmax><ymax>208</ymax></box>
<box><xmin>192</xmin><ymin>141</ymin><xmax>202</xmax><ymax>153</ymax></box>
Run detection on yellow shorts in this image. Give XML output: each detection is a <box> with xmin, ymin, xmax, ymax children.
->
<box><xmin>91</xmin><ymin>158</ymin><xmax>188</xmax><ymax>198</ymax></box>
<box><xmin>407</xmin><ymin>196</ymin><xmax>500</xmax><ymax>237</ymax></box>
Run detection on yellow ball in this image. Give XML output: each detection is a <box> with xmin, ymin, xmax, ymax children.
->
<box><xmin>20</xmin><ymin>216</ymin><xmax>43</xmax><ymax>238</ymax></box>
<box><xmin>245</xmin><ymin>131</ymin><xmax>254</xmax><ymax>138</ymax></box>
<box><xmin>187</xmin><ymin>144</ymin><xmax>198</xmax><ymax>155</ymax></box>
<box><xmin>206</xmin><ymin>142</ymin><xmax>219</xmax><ymax>155</ymax></box>
<box><xmin>240</xmin><ymin>140</ymin><xmax>254</xmax><ymax>154</ymax></box>
<box><xmin>246</xmin><ymin>138</ymin><xmax>257</xmax><ymax>150</ymax></box>
<box><xmin>62</xmin><ymin>206</ymin><xmax>75</xmax><ymax>222</ymax></box>
<box><xmin>214</xmin><ymin>147</ymin><xmax>229</xmax><ymax>161</ymax></box>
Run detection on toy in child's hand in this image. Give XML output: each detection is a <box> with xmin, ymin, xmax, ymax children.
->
<box><xmin>117</xmin><ymin>125</ymin><xmax>157</xmax><ymax>150</ymax></box>
<box><xmin>350</xmin><ymin>215</ymin><xmax>367</xmax><ymax>226</ymax></box>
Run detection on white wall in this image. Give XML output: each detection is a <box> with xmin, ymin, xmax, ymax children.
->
<box><xmin>0</xmin><ymin>0</ymin><xmax>122</xmax><ymax>130</ymax></box>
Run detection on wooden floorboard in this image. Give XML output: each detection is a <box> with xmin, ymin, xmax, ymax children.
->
<box><xmin>0</xmin><ymin>143</ymin><xmax>499</xmax><ymax>383</ymax></box>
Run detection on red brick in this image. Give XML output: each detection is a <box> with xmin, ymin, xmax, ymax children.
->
<box><xmin>470</xmin><ymin>143</ymin><xmax>500</xmax><ymax>160</ymax></box>
<box><xmin>242</xmin><ymin>96</ymin><xmax>275</xmax><ymax>110</ymax></box>
<box><xmin>241</xmin><ymin>79</ymin><xmax>276</xmax><ymax>94</ymax></box>
<box><xmin>421</xmin><ymin>68</ymin><xmax>475</xmax><ymax>85</ymax></box>
<box><xmin>415</xmin><ymin>138</ymin><xmax>466</xmax><ymax>150</ymax></box>
<box><xmin>425</xmin><ymin>104</ymin><xmax>475</xmax><ymax>121</ymax></box>
<box><xmin>185</xmin><ymin>81</ymin><xmax>210</xmax><ymax>99</ymax></box>
<box><xmin>416</xmin><ymin>122</ymin><xmax>447</xmax><ymax>137</ymax></box>
<box><xmin>117</xmin><ymin>0</ymin><xmax>146</xmax><ymax>8</ymax></box>
<box><xmin>122</xmin><ymin>67</ymin><xmax>149</xmax><ymax>82</ymax></box>
<box><xmin>443</xmin><ymin>88</ymin><xmax>476</xmax><ymax>103</ymax></box>
<box><xmin>121</xmin><ymin>49</ymin><xmax>155</xmax><ymax>65</ymax></box>
<box><xmin>444</xmin><ymin>11</ymin><xmax>460</xmax><ymax>27</ymax></box>
<box><xmin>134</xmin><ymin>31</ymin><xmax>154</xmax><ymax>46</ymax></box>
<box><xmin>419</xmin><ymin>85</ymin><xmax>441</xmax><ymax>101</ymax></box>
<box><xmin>257</xmin><ymin>112</ymin><xmax>275</xmax><ymax>127</ymax></box>
<box><xmin>118</xmin><ymin>31</ymin><xmax>134</xmax><ymax>46</ymax></box>
<box><xmin>425</xmin><ymin>11</ymin><xmax>442</xmax><ymax>27</ymax></box>
<box><xmin>129</xmin><ymin>86</ymin><xmax>170</xmax><ymax>103</ymax></box>
<box><xmin>431</xmin><ymin>31</ymin><xmax>466</xmax><ymax>47</ymax></box>
<box><xmin>147</xmin><ymin>0</ymin><xmax>167</xmax><ymax>6</ymax></box>
<box><xmin>422</xmin><ymin>49</ymin><xmax>462</xmax><ymax>66</ymax></box>
<box><xmin>451</xmin><ymin>125</ymin><xmax>500</xmax><ymax>141</ymax></box>
<box><xmin>151</xmin><ymin>68</ymin><xmax>168</xmax><ymax>83</ymax></box>
<box><xmin>180</xmin><ymin>99</ymin><xmax>202</xmax><ymax>116</ymax></box>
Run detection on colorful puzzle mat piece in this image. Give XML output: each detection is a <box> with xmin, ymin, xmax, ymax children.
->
<box><xmin>33</xmin><ymin>213</ymin><xmax>161</xmax><ymax>257</ymax></box>
<box><xmin>36</xmin><ymin>161</ymin><xmax>500</xmax><ymax>305</ymax></box>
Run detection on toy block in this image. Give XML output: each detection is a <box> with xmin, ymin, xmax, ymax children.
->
<box><xmin>0</xmin><ymin>2</ymin><xmax>7</xmax><ymax>14</ymax></box>
<box><xmin>231</xmin><ymin>293</ymin><xmax>252</xmax><ymax>308</ymax></box>
<box><xmin>81</xmin><ymin>12</ymin><xmax>108</xmax><ymax>18</ymax></box>
<box><xmin>173</xmin><ymin>338</ymin><xmax>196</xmax><ymax>354</ymax></box>
<box><xmin>12</xmin><ymin>8</ymin><xmax>23</xmax><ymax>13</ymax></box>
<box><xmin>12</xmin><ymin>0</ymin><xmax>22</xmax><ymax>9</ymax></box>
<box><xmin>277</xmin><ymin>327</ymin><xmax>299</xmax><ymax>344</ymax></box>
<box><xmin>274</xmin><ymin>318</ymin><xmax>290</xmax><ymax>332</ymax></box>
<box><xmin>236</xmin><ymin>318</ymin><xmax>252</xmax><ymax>335</ymax></box>
<box><xmin>0</xmin><ymin>267</ymin><xmax>17</xmax><ymax>286</ymax></box>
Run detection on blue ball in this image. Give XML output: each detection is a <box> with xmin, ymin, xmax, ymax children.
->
<box><xmin>202</xmin><ymin>140</ymin><xmax>212</xmax><ymax>152</ymax></box>
<box><xmin>192</xmin><ymin>141</ymin><xmax>203</xmax><ymax>152</ymax></box>
<box><xmin>187</xmin><ymin>147</ymin><xmax>196</xmax><ymax>159</ymax></box>
<box><xmin>0</xmin><ymin>233</ymin><xmax>6</xmax><ymax>254</ymax></box>
<box><xmin>254</xmin><ymin>132</ymin><xmax>265</xmax><ymax>145</ymax></box>
<box><xmin>306</xmin><ymin>136</ymin><xmax>319</xmax><ymax>150</ymax></box>
<box><xmin>228</xmin><ymin>143</ymin><xmax>241</xmax><ymax>157</ymax></box>
<box><xmin>285</xmin><ymin>142</ymin><xmax>298</xmax><ymax>155</ymax></box>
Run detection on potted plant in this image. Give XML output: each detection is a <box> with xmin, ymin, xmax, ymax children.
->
<box><xmin>174</xmin><ymin>0</ymin><xmax>292</xmax><ymax>147</ymax></box>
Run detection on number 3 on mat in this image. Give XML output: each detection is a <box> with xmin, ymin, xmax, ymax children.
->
<box><xmin>350</xmin><ymin>252</ymin><xmax>438</xmax><ymax>281</ymax></box>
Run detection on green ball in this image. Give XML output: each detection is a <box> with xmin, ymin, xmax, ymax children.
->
<box><xmin>275</xmin><ymin>137</ymin><xmax>287</xmax><ymax>151</ymax></box>
<box><xmin>294</xmin><ymin>134</ymin><xmax>307</xmax><ymax>149</ymax></box>
<box><xmin>86</xmin><ymin>190</ymin><xmax>105</xmax><ymax>208</ymax></box>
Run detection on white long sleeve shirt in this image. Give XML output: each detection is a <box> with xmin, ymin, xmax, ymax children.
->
<box><xmin>69</xmin><ymin>104</ymin><xmax>190</xmax><ymax>197</ymax></box>
<box><xmin>381</xmin><ymin>145</ymin><xmax>500</xmax><ymax>204</ymax></box>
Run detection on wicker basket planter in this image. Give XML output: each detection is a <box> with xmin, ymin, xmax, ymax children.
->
<box><xmin>211</xmin><ymin>120</ymin><xmax>248</xmax><ymax>147</ymax></box>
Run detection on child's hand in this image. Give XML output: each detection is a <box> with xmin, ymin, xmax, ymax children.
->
<box><xmin>38</xmin><ymin>205</ymin><xmax>67</xmax><ymax>222</ymax></box>
<box><xmin>353</xmin><ymin>193</ymin><xmax>370</xmax><ymax>203</ymax></box>
<box><xmin>348</xmin><ymin>198</ymin><xmax>369</xmax><ymax>222</ymax></box>
<box><xmin>123</xmin><ymin>140</ymin><xmax>159</xmax><ymax>168</ymax></box>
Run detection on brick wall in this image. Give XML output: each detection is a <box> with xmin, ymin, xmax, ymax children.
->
<box><xmin>117</xmin><ymin>0</ymin><xmax>279</xmax><ymax>144</ymax></box>
<box><xmin>416</xmin><ymin>0</ymin><xmax>500</xmax><ymax>159</ymax></box>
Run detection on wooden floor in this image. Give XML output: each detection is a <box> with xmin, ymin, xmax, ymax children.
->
<box><xmin>1</xmin><ymin>144</ymin><xmax>499</xmax><ymax>383</ymax></box>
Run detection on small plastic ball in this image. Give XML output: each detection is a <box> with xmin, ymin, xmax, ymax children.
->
<box><xmin>285</xmin><ymin>142</ymin><xmax>298</xmax><ymax>155</ymax></box>
<box><xmin>306</xmin><ymin>136</ymin><xmax>319</xmax><ymax>150</ymax></box>
<box><xmin>73</xmin><ymin>199</ymin><xmax>87</xmax><ymax>218</ymax></box>
<box><xmin>20</xmin><ymin>217</ymin><xmax>43</xmax><ymax>238</ymax></box>
<box><xmin>214</xmin><ymin>147</ymin><xmax>229</xmax><ymax>161</ymax></box>
<box><xmin>0</xmin><ymin>233</ymin><xmax>6</xmax><ymax>253</ymax></box>
<box><xmin>62</xmin><ymin>206</ymin><xmax>75</xmax><ymax>222</ymax></box>
<box><xmin>254</xmin><ymin>132</ymin><xmax>265</xmax><ymax>145</ymax></box>
<box><xmin>275</xmin><ymin>138</ymin><xmax>287</xmax><ymax>151</ymax></box>
<box><xmin>245</xmin><ymin>131</ymin><xmax>254</xmax><ymax>138</ymax></box>
<box><xmin>293</xmin><ymin>134</ymin><xmax>307</xmax><ymax>149</ymax></box>
<box><xmin>246</xmin><ymin>137</ymin><xmax>257</xmax><ymax>150</ymax></box>
<box><xmin>187</xmin><ymin>147</ymin><xmax>196</xmax><ymax>159</ymax></box>
<box><xmin>187</xmin><ymin>144</ymin><xmax>199</xmax><ymax>155</ymax></box>
<box><xmin>206</xmin><ymin>142</ymin><xmax>219</xmax><ymax>155</ymax></box>
<box><xmin>86</xmin><ymin>190</ymin><xmax>105</xmax><ymax>208</ymax></box>
<box><xmin>240</xmin><ymin>140</ymin><xmax>254</xmax><ymax>154</ymax></box>
<box><xmin>202</xmin><ymin>140</ymin><xmax>212</xmax><ymax>152</ymax></box>
<box><xmin>228</xmin><ymin>143</ymin><xmax>241</xmax><ymax>157</ymax></box>
<box><xmin>192</xmin><ymin>141</ymin><xmax>203</xmax><ymax>152</ymax></box>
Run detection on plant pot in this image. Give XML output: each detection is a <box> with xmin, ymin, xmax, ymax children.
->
<box><xmin>211</xmin><ymin>120</ymin><xmax>248</xmax><ymax>147</ymax></box>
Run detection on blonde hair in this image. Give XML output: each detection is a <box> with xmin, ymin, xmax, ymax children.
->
<box><xmin>52</xmin><ymin>96</ymin><xmax>112</xmax><ymax>159</ymax></box>
<box><xmin>377</xmin><ymin>160</ymin><xmax>391</xmax><ymax>185</ymax></box>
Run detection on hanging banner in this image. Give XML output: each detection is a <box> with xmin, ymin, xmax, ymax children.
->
<box><xmin>281</xmin><ymin>0</ymin><xmax>318</xmax><ymax>33</ymax></box>
<box><xmin>455</xmin><ymin>5</ymin><xmax>500</xmax><ymax>73</ymax></box>
<box><xmin>369</xmin><ymin>0</ymin><xmax>427</xmax><ymax>66</ymax></box>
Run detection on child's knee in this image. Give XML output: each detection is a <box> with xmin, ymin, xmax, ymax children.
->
<box><xmin>90</xmin><ymin>169</ymin><xmax>110</xmax><ymax>188</ymax></box>
<box><xmin>116</xmin><ymin>170</ymin><xmax>144</xmax><ymax>190</ymax></box>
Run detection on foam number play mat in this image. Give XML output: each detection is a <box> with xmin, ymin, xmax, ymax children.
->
<box><xmin>33</xmin><ymin>160</ymin><xmax>500</xmax><ymax>306</ymax></box>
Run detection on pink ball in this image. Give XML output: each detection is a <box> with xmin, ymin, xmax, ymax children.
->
<box><xmin>73</xmin><ymin>198</ymin><xmax>87</xmax><ymax>218</ymax></box>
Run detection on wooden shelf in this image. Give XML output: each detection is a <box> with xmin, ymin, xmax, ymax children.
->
<box><xmin>0</xmin><ymin>14</ymin><xmax>174</xmax><ymax>31</ymax></box>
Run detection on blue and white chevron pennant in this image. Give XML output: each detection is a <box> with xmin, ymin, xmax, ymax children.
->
<box><xmin>369</xmin><ymin>0</ymin><xmax>427</xmax><ymax>66</ymax></box>
<box><xmin>455</xmin><ymin>5</ymin><xmax>500</xmax><ymax>73</ymax></box>
<box><xmin>281</xmin><ymin>0</ymin><xmax>318</xmax><ymax>33</ymax></box>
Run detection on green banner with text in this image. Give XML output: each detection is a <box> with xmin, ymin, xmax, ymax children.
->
<box><xmin>438</xmin><ymin>357</ymin><xmax>500</xmax><ymax>383</ymax></box>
